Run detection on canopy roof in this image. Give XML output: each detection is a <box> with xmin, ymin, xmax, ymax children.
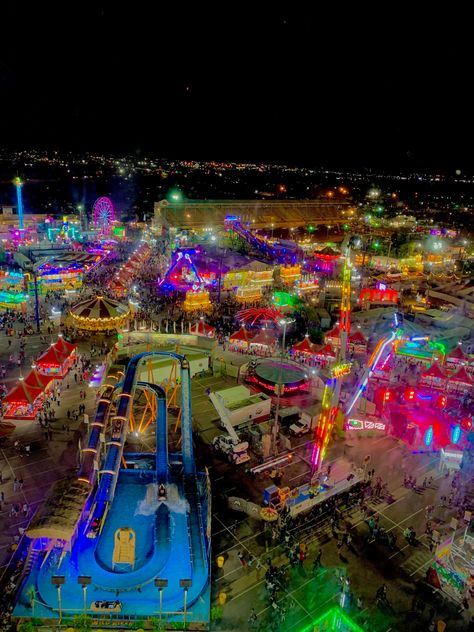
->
<box><xmin>249</xmin><ymin>329</ymin><xmax>276</xmax><ymax>347</ymax></box>
<box><xmin>316</xmin><ymin>343</ymin><xmax>336</xmax><ymax>357</ymax></box>
<box><xmin>37</xmin><ymin>346</ymin><xmax>68</xmax><ymax>368</ymax></box>
<box><xmin>230</xmin><ymin>327</ymin><xmax>252</xmax><ymax>343</ymax></box>
<box><xmin>349</xmin><ymin>331</ymin><xmax>367</xmax><ymax>343</ymax></box>
<box><xmin>449</xmin><ymin>366</ymin><xmax>472</xmax><ymax>384</ymax></box>
<box><xmin>292</xmin><ymin>337</ymin><xmax>316</xmax><ymax>354</ymax></box>
<box><xmin>325</xmin><ymin>325</ymin><xmax>340</xmax><ymax>339</ymax></box>
<box><xmin>70</xmin><ymin>295</ymin><xmax>129</xmax><ymax>320</ymax></box>
<box><xmin>26</xmin><ymin>478</ymin><xmax>89</xmax><ymax>542</ymax></box>
<box><xmin>54</xmin><ymin>337</ymin><xmax>76</xmax><ymax>356</ymax></box>
<box><xmin>447</xmin><ymin>346</ymin><xmax>467</xmax><ymax>360</ymax></box>
<box><xmin>190</xmin><ymin>321</ymin><xmax>216</xmax><ymax>337</ymax></box>
<box><xmin>422</xmin><ymin>363</ymin><xmax>447</xmax><ymax>379</ymax></box>
<box><xmin>24</xmin><ymin>368</ymin><xmax>54</xmax><ymax>390</ymax></box>
<box><xmin>3</xmin><ymin>380</ymin><xmax>43</xmax><ymax>404</ymax></box>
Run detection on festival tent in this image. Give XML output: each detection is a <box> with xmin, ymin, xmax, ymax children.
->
<box><xmin>420</xmin><ymin>363</ymin><xmax>448</xmax><ymax>389</ymax></box>
<box><xmin>447</xmin><ymin>366</ymin><xmax>473</xmax><ymax>393</ymax></box>
<box><xmin>54</xmin><ymin>336</ymin><xmax>76</xmax><ymax>357</ymax></box>
<box><xmin>446</xmin><ymin>345</ymin><xmax>468</xmax><ymax>369</ymax></box>
<box><xmin>229</xmin><ymin>327</ymin><xmax>253</xmax><ymax>351</ymax></box>
<box><xmin>314</xmin><ymin>343</ymin><xmax>336</xmax><ymax>363</ymax></box>
<box><xmin>292</xmin><ymin>336</ymin><xmax>317</xmax><ymax>355</ymax></box>
<box><xmin>189</xmin><ymin>321</ymin><xmax>216</xmax><ymax>338</ymax></box>
<box><xmin>2</xmin><ymin>380</ymin><xmax>44</xmax><ymax>420</ymax></box>
<box><xmin>36</xmin><ymin>345</ymin><xmax>72</xmax><ymax>378</ymax></box>
<box><xmin>348</xmin><ymin>330</ymin><xmax>367</xmax><ymax>354</ymax></box>
<box><xmin>24</xmin><ymin>367</ymin><xmax>55</xmax><ymax>391</ymax></box>
<box><xmin>249</xmin><ymin>329</ymin><xmax>277</xmax><ymax>352</ymax></box>
<box><xmin>324</xmin><ymin>325</ymin><xmax>341</xmax><ymax>348</ymax></box>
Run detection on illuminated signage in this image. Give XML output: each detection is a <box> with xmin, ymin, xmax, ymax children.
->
<box><xmin>347</xmin><ymin>418</ymin><xmax>386</xmax><ymax>432</ymax></box>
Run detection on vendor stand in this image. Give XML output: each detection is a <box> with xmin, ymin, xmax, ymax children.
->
<box><xmin>447</xmin><ymin>366</ymin><xmax>473</xmax><ymax>395</ymax></box>
<box><xmin>2</xmin><ymin>380</ymin><xmax>44</xmax><ymax>420</ymax></box>
<box><xmin>229</xmin><ymin>327</ymin><xmax>252</xmax><ymax>352</ymax></box>
<box><xmin>420</xmin><ymin>363</ymin><xmax>448</xmax><ymax>390</ymax></box>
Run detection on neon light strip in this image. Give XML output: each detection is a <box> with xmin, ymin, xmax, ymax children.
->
<box><xmin>346</xmin><ymin>332</ymin><xmax>395</xmax><ymax>415</ymax></box>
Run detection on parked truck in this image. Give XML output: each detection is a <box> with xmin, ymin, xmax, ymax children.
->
<box><xmin>212</xmin><ymin>435</ymin><xmax>250</xmax><ymax>464</ymax></box>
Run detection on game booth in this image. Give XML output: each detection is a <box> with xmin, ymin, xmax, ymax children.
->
<box><xmin>446</xmin><ymin>366</ymin><xmax>473</xmax><ymax>395</ymax></box>
<box><xmin>235</xmin><ymin>286</ymin><xmax>263</xmax><ymax>303</ymax></box>
<box><xmin>314</xmin><ymin>343</ymin><xmax>336</xmax><ymax>366</ymax></box>
<box><xmin>2</xmin><ymin>380</ymin><xmax>44</xmax><ymax>420</ymax></box>
<box><xmin>229</xmin><ymin>327</ymin><xmax>252</xmax><ymax>352</ymax></box>
<box><xmin>182</xmin><ymin>289</ymin><xmax>212</xmax><ymax>313</ymax></box>
<box><xmin>419</xmin><ymin>363</ymin><xmax>448</xmax><ymax>390</ymax></box>
<box><xmin>445</xmin><ymin>345</ymin><xmax>469</xmax><ymax>371</ymax></box>
<box><xmin>248</xmin><ymin>329</ymin><xmax>277</xmax><ymax>356</ymax></box>
<box><xmin>36</xmin><ymin>338</ymin><xmax>77</xmax><ymax>378</ymax></box>
<box><xmin>324</xmin><ymin>325</ymin><xmax>341</xmax><ymax>350</ymax></box>
<box><xmin>348</xmin><ymin>330</ymin><xmax>367</xmax><ymax>355</ymax></box>
<box><xmin>189</xmin><ymin>320</ymin><xmax>216</xmax><ymax>338</ymax></box>
<box><xmin>280</xmin><ymin>264</ymin><xmax>301</xmax><ymax>286</ymax></box>
<box><xmin>290</xmin><ymin>335</ymin><xmax>318</xmax><ymax>364</ymax></box>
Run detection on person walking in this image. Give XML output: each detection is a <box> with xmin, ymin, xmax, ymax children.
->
<box><xmin>237</xmin><ymin>551</ymin><xmax>247</xmax><ymax>567</ymax></box>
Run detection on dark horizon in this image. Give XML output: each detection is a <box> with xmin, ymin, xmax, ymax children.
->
<box><xmin>2</xmin><ymin>5</ymin><xmax>473</xmax><ymax>173</ymax></box>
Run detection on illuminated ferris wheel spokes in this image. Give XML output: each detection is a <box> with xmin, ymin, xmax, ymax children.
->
<box><xmin>92</xmin><ymin>197</ymin><xmax>115</xmax><ymax>234</ymax></box>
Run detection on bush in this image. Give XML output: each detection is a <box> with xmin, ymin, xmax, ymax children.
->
<box><xmin>73</xmin><ymin>615</ymin><xmax>92</xmax><ymax>632</ymax></box>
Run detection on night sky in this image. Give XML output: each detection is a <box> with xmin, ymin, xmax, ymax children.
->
<box><xmin>1</xmin><ymin>5</ymin><xmax>472</xmax><ymax>170</ymax></box>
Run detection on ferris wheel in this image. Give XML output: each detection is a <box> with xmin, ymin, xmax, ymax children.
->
<box><xmin>92</xmin><ymin>197</ymin><xmax>115</xmax><ymax>234</ymax></box>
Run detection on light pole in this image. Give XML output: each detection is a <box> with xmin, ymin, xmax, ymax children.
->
<box><xmin>51</xmin><ymin>576</ymin><xmax>65</xmax><ymax>622</ymax></box>
<box><xmin>155</xmin><ymin>578</ymin><xmax>168</xmax><ymax>621</ymax></box>
<box><xmin>78</xmin><ymin>575</ymin><xmax>91</xmax><ymax>616</ymax></box>
<box><xmin>180</xmin><ymin>579</ymin><xmax>192</xmax><ymax>629</ymax></box>
<box><xmin>272</xmin><ymin>318</ymin><xmax>292</xmax><ymax>456</ymax></box>
<box><xmin>33</xmin><ymin>270</ymin><xmax>41</xmax><ymax>333</ymax></box>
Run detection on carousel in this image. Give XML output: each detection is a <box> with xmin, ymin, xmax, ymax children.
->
<box><xmin>69</xmin><ymin>295</ymin><xmax>130</xmax><ymax>332</ymax></box>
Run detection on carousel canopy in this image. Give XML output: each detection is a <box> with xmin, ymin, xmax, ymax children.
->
<box><xmin>3</xmin><ymin>381</ymin><xmax>43</xmax><ymax>404</ymax></box>
<box><xmin>422</xmin><ymin>363</ymin><xmax>447</xmax><ymax>379</ymax></box>
<box><xmin>70</xmin><ymin>295</ymin><xmax>130</xmax><ymax>331</ymax></box>
<box><xmin>447</xmin><ymin>346</ymin><xmax>467</xmax><ymax>361</ymax></box>
<box><xmin>292</xmin><ymin>337</ymin><xmax>316</xmax><ymax>354</ymax></box>
<box><xmin>450</xmin><ymin>366</ymin><xmax>472</xmax><ymax>384</ymax></box>
<box><xmin>230</xmin><ymin>327</ymin><xmax>252</xmax><ymax>343</ymax></box>
<box><xmin>24</xmin><ymin>368</ymin><xmax>54</xmax><ymax>390</ymax></box>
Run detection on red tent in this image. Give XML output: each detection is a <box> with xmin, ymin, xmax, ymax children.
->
<box><xmin>249</xmin><ymin>329</ymin><xmax>276</xmax><ymax>348</ymax></box>
<box><xmin>292</xmin><ymin>337</ymin><xmax>316</xmax><ymax>354</ymax></box>
<box><xmin>24</xmin><ymin>368</ymin><xmax>54</xmax><ymax>390</ymax></box>
<box><xmin>190</xmin><ymin>321</ymin><xmax>216</xmax><ymax>338</ymax></box>
<box><xmin>37</xmin><ymin>346</ymin><xmax>67</xmax><ymax>368</ymax></box>
<box><xmin>447</xmin><ymin>346</ymin><xmax>467</xmax><ymax>362</ymax></box>
<box><xmin>230</xmin><ymin>328</ymin><xmax>252</xmax><ymax>343</ymax></box>
<box><xmin>315</xmin><ymin>343</ymin><xmax>336</xmax><ymax>358</ymax></box>
<box><xmin>53</xmin><ymin>337</ymin><xmax>76</xmax><ymax>357</ymax></box>
<box><xmin>422</xmin><ymin>363</ymin><xmax>447</xmax><ymax>379</ymax></box>
<box><xmin>3</xmin><ymin>381</ymin><xmax>43</xmax><ymax>405</ymax></box>
<box><xmin>326</xmin><ymin>325</ymin><xmax>340</xmax><ymax>339</ymax></box>
<box><xmin>449</xmin><ymin>366</ymin><xmax>472</xmax><ymax>385</ymax></box>
<box><xmin>349</xmin><ymin>331</ymin><xmax>367</xmax><ymax>344</ymax></box>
